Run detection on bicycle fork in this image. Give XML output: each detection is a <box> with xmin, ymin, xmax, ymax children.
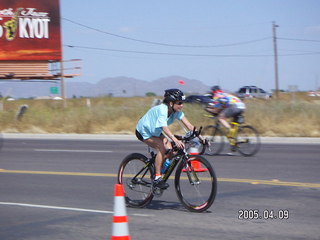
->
<box><xmin>184</xmin><ymin>158</ymin><xmax>201</xmax><ymax>186</ymax></box>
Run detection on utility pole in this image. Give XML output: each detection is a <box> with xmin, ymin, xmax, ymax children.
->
<box><xmin>272</xmin><ymin>21</ymin><xmax>279</xmax><ymax>99</ymax></box>
<box><xmin>60</xmin><ymin>60</ymin><xmax>67</xmax><ymax>108</ymax></box>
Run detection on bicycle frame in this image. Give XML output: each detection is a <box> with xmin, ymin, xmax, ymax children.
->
<box><xmin>207</xmin><ymin>115</ymin><xmax>242</xmax><ymax>139</ymax></box>
<box><xmin>137</xmin><ymin>146</ymin><xmax>201</xmax><ymax>189</ymax></box>
<box><xmin>127</xmin><ymin>168</ymin><xmax>150</xmax><ymax>190</ymax></box>
<box><xmin>165</xmin><ymin>152</ymin><xmax>201</xmax><ymax>184</ymax></box>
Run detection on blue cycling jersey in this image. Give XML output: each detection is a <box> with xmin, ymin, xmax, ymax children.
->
<box><xmin>136</xmin><ymin>103</ymin><xmax>184</xmax><ymax>140</ymax></box>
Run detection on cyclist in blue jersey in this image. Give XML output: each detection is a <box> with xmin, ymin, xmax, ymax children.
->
<box><xmin>206</xmin><ymin>85</ymin><xmax>246</xmax><ymax>139</ymax></box>
<box><xmin>136</xmin><ymin>89</ymin><xmax>204</xmax><ymax>189</ymax></box>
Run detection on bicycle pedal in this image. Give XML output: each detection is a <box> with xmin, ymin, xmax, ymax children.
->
<box><xmin>230</xmin><ymin>146</ymin><xmax>237</xmax><ymax>152</ymax></box>
<box><xmin>152</xmin><ymin>187</ymin><xmax>163</xmax><ymax>197</ymax></box>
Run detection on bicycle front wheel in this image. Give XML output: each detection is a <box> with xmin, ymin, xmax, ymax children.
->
<box><xmin>118</xmin><ymin>153</ymin><xmax>154</xmax><ymax>208</ymax></box>
<box><xmin>200</xmin><ymin>125</ymin><xmax>225</xmax><ymax>155</ymax></box>
<box><xmin>236</xmin><ymin>125</ymin><xmax>261</xmax><ymax>156</ymax></box>
<box><xmin>175</xmin><ymin>155</ymin><xmax>217</xmax><ymax>212</ymax></box>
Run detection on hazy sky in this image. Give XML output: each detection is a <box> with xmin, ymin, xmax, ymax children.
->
<box><xmin>60</xmin><ymin>0</ymin><xmax>320</xmax><ymax>92</ymax></box>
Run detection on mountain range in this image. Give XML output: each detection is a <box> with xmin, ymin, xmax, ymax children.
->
<box><xmin>0</xmin><ymin>76</ymin><xmax>211</xmax><ymax>98</ymax></box>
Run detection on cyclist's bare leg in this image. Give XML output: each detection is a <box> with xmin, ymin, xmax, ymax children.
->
<box><xmin>219</xmin><ymin>111</ymin><xmax>236</xmax><ymax>150</ymax></box>
<box><xmin>143</xmin><ymin>136</ymin><xmax>170</xmax><ymax>176</ymax></box>
<box><xmin>218</xmin><ymin>114</ymin><xmax>231</xmax><ymax>129</ymax></box>
<box><xmin>218</xmin><ymin>110</ymin><xmax>231</xmax><ymax>129</ymax></box>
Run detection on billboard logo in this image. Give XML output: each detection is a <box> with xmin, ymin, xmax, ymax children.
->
<box><xmin>0</xmin><ymin>7</ymin><xmax>51</xmax><ymax>40</ymax></box>
<box><xmin>3</xmin><ymin>8</ymin><xmax>22</xmax><ymax>40</ymax></box>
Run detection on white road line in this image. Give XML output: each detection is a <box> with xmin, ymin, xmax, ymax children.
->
<box><xmin>33</xmin><ymin>149</ymin><xmax>112</xmax><ymax>153</ymax></box>
<box><xmin>0</xmin><ymin>202</ymin><xmax>152</xmax><ymax>217</ymax></box>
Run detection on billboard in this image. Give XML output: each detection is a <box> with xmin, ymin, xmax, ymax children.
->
<box><xmin>0</xmin><ymin>0</ymin><xmax>61</xmax><ymax>61</ymax></box>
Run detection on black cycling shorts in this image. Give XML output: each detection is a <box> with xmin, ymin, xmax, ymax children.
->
<box><xmin>135</xmin><ymin>129</ymin><xmax>144</xmax><ymax>142</ymax></box>
<box><xmin>222</xmin><ymin>105</ymin><xmax>244</xmax><ymax>118</ymax></box>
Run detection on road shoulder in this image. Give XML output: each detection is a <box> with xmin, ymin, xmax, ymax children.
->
<box><xmin>2</xmin><ymin>133</ymin><xmax>320</xmax><ymax>144</ymax></box>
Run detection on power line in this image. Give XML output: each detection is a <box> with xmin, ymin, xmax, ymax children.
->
<box><xmin>64</xmin><ymin>44</ymin><xmax>320</xmax><ymax>57</ymax></box>
<box><xmin>278</xmin><ymin>37</ymin><xmax>320</xmax><ymax>43</ymax></box>
<box><xmin>280</xmin><ymin>52</ymin><xmax>320</xmax><ymax>56</ymax></box>
<box><xmin>279</xmin><ymin>49</ymin><xmax>320</xmax><ymax>54</ymax></box>
<box><xmin>64</xmin><ymin>44</ymin><xmax>270</xmax><ymax>57</ymax></box>
<box><xmin>62</xmin><ymin>17</ymin><xmax>270</xmax><ymax>48</ymax></box>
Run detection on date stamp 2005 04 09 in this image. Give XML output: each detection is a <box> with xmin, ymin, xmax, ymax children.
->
<box><xmin>238</xmin><ymin>209</ymin><xmax>289</xmax><ymax>220</ymax></box>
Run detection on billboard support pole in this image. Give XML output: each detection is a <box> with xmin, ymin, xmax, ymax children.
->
<box><xmin>60</xmin><ymin>60</ymin><xmax>67</xmax><ymax>108</ymax></box>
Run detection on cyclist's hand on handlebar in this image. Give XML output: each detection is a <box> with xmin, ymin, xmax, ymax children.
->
<box><xmin>197</xmin><ymin>135</ymin><xmax>206</xmax><ymax>145</ymax></box>
<box><xmin>199</xmin><ymin>138</ymin><xmax>207</xmax><ymax>145</ymax></box>
<box><xmin>172</xmin><ymin>137</ymin><xmax>185</xmax><ymax>149</ymax></box>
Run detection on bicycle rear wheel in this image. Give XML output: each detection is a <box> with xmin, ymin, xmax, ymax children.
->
<box><xmin>175</xmin><ymin>155</ymin><xmax>217</xmax><ymax>212</ymax></box>
<box><xmin>118</xmin><ymin>153</ymin><xmax>154</xmax><ymax>208</ymax></box>
<box><xmin>200</xmin><ymin>125</ymin><xmax>225</xmax><ymax>155</ymax></box>
<box><xmin>236</xmin><ymin>125</ymin><xmax>261</xmax><ymax>156</ymax></box>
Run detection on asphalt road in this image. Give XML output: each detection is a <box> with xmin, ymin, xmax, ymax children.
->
<box><xmin>0</xmin><ymin>138</ymin><xmax>319</xmax><ymax>240</ymax></box>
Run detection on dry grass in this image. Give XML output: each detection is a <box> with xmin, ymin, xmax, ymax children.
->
<box><xmin>0</xmin><ymin>93</ymin><xmax>320</xmax><ymax>137</ymax></box>
<box><xmin>0</xmin><ymin>97</ymin><xmax>150</xmax><ymax>134</ymax></box>
<box><xmin>244</xmin><ymin>98</ymin><xmax>320</xmax><ymax>137</ymax></box>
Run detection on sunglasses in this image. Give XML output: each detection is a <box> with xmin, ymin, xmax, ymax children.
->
<box><xmin>175</xmin><ymin>101</ymin><xmax>184</xmax><ymax>105</ymax></box>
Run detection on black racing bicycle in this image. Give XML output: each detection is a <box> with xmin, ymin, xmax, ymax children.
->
<box><xmin>199</xmin><ymin>114</ymin><xmax>261</xmax><ymax>156</ymax></box>
<box><xmin>117</xmin><ymin>128</ymin><xmax>217</xmax><ymax>213</ymax></box>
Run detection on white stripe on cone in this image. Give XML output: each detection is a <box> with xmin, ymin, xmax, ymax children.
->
<box><xmin>112</xmin><ymin>222</ymin><xmax>130</xmax><ymax>237</ymax></box>
<box><xmin>113</xmin><ymin>196</ymin><xmax>127</xmax><ymax>217</ymax></box>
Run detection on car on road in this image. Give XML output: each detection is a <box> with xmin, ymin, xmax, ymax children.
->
<box><xmin>185</xmin><ymin>94</ymin><xmax>212</xmax><ymax>104</ymax></box>
<box><xmin>236</xmin><ymin>86</ymin><xmax>272</xmax><ymax>99</ymax></box>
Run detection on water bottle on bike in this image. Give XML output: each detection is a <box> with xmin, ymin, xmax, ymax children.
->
<box><xmin>161</xmin><ymin>158</ymin><xmax>172</xmax><ymax>174</ymax></box>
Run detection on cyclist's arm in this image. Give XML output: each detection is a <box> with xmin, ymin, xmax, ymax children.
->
<box><xmin>180</xmin><ymin>117</ymin><xmax>205</xmax><ymax>143</ymax></box>
<box><xmin>205</xmin><ymin>105</ymin><xmax>220</xmax><ymax>114</ymax></box>
<box><xmin>180</xmin><ymin>116</ymin><xmax>194</xmax><ymax>131</ymax></box>
<box><xmin>162</xmin><ymin>126</ymin><xmax>184</xmax><ymax>149</ymax></box>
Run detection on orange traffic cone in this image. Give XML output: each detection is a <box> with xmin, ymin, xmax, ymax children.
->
<box><xmin>188</xmin><ymin>146</ymin><xmax>200</xmax><ymax>156</ymax></box>
<box><xmin>184</xmin><ymin>159</ymin><xmax>208</xmax><ymax>172</ymax></box>
<box><xmin>184</xmin><ymin>145</ymin><xmax>208</xmax><ymax>172</ymax></box>
<box><xmin>111</xmin><ymin>184</ymin><xmax>130</xmax><ymax>240</ymax></box>
<box><xmin>194</xmin><ymin>160</ymin><xmax>208</xmax><ymax>172</ymax></box>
